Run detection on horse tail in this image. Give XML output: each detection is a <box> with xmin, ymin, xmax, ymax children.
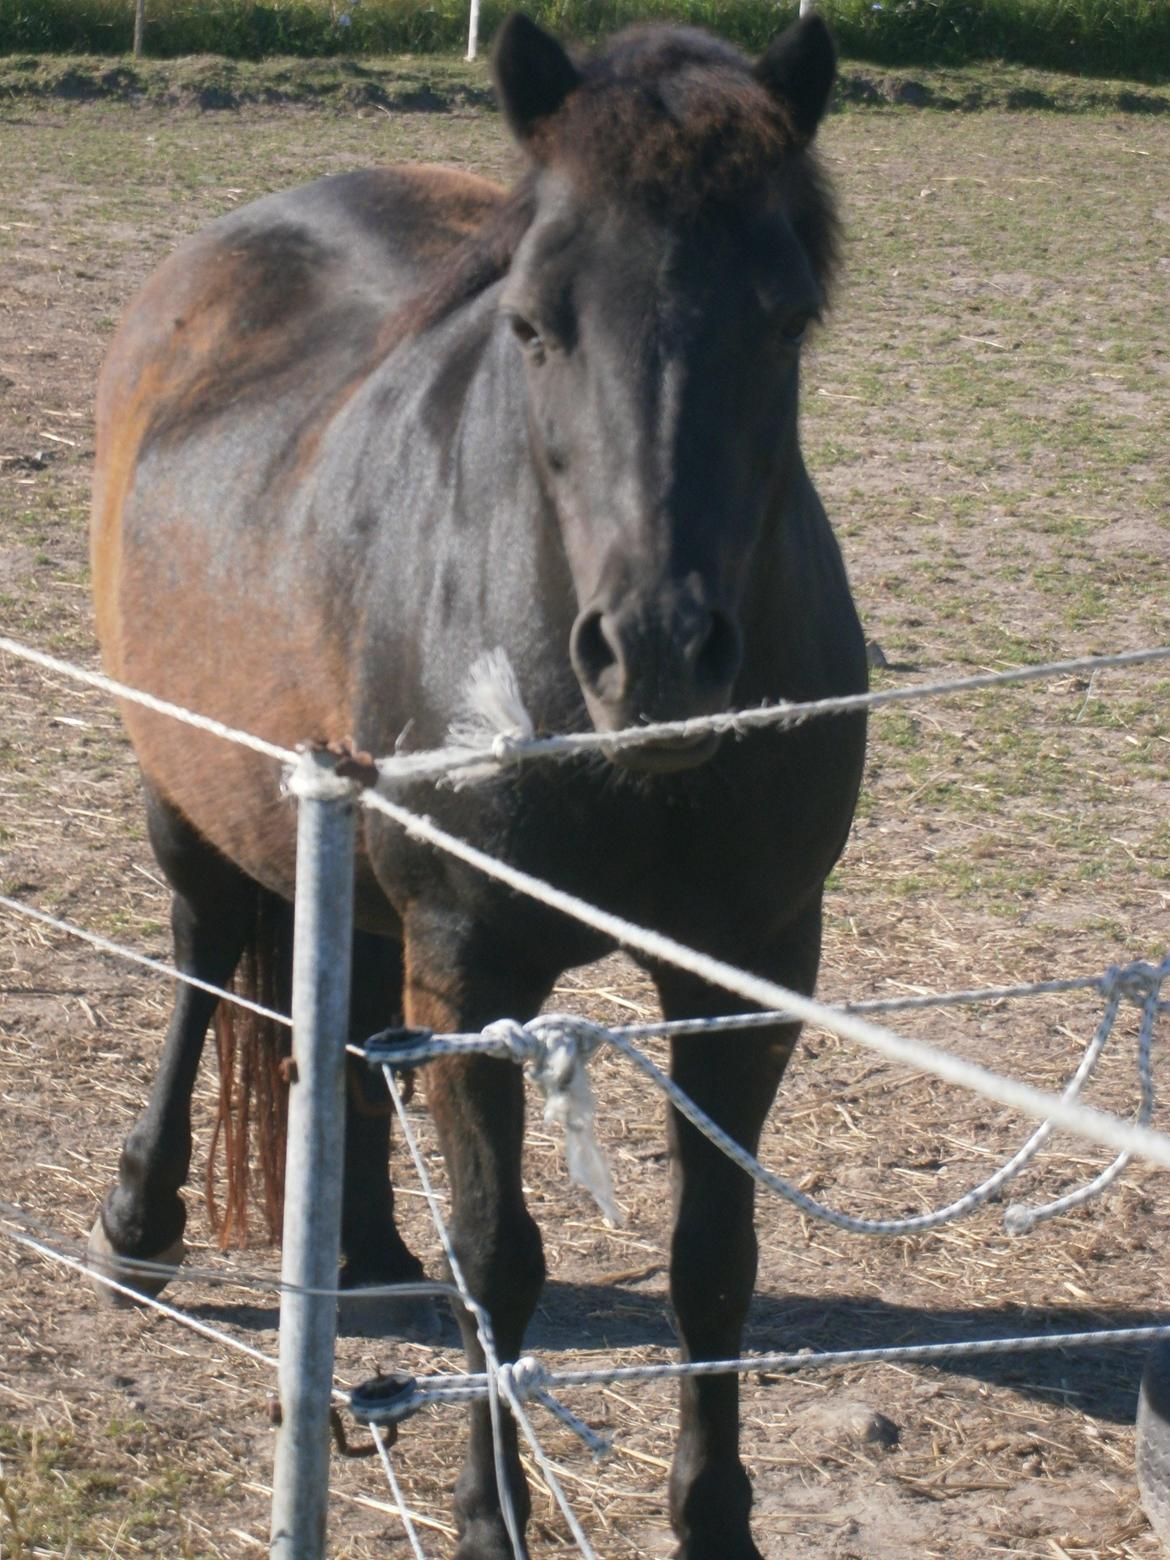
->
<box><xmin>205</xmin><ymin>891</ymin><xmax>293</xmax><ymax>1249</ymax></box>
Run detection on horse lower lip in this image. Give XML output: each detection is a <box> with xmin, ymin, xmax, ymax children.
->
<box><xmin>605</xmin><ymin>731</ymin><xmax>720</xmax><ymax>772</ymax></box>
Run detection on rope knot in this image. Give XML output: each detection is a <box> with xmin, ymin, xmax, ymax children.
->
<box><xmin>525</xmin><ymin>1016</ymin><xmax>609</xmax><ymax>1093</ymax></box>
<box><xmin>1101</xmin><ymin>961</ymin><xmax>1162</xmax><ymax>1004</ymax></box>
<box><xmin>491</xmin><ymin>731</ymin><xmax>520</xmax><ymax>765</ymax></box>
<box><xmin>492</xmin><ymin>1014</ymin><xmax>623</xmax><ymax>1228</ymax></box>
<box><xmin>500</xmin><ymin>1355</ymin><xmax>549</xmax><ymax>1400</ymax></box>
<box><xmin>481</xmin><ymin>1018</ymin><xmax>542</xmax><ymax>1066</ymax></box>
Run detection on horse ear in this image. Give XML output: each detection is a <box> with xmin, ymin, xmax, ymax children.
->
<box><xmin>494</xmin><ymin>13</ymin><xmax>581</xmax><ymax>146</ymax></box>
<box><xmin>755</xmin><ymin>13</ymin><xmax>837</xmax><ymax>143</ymax></box>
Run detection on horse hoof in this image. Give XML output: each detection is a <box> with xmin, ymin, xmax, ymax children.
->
<box><xmin>336</xmin><ymin>1286</ymin><xmax>443</xmax><ymax>1342</ymax></box>
<box><xmin>453</xmin><ymin>1518</ymin><xmax>528</xmax><ymax>1560</ymax></box>
<box><xmin>86</xmin><ymin>1218</ymin><xmax>185</xmax><ymax>1307</ymax></box>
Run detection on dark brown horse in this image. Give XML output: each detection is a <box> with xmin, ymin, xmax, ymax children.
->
<box><xmin>89</xmin><ymin>13</ymin><xmax>866</xmax><ymax>1556</ymax></box>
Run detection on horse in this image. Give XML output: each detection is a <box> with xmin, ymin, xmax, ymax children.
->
<box><xmin>88</xmin><ymin>12</ymin><xmax>867</xmax><ymax>1556</ymax></box>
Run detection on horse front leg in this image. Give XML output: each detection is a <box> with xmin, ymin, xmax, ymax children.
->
<box><xmin>651</xmin><ymin>909</ymin><xmax>821</xmax><ymax>1560</ymax></box>
<box><xmin>338</xmin><ymin>930</ymin><xmax>435</xmax><ymax>1337</ymax></box>
<box><xmin>404</xmin><ymin>914</ymin><xmax>553</xmax><ymax>1560</ymax></box>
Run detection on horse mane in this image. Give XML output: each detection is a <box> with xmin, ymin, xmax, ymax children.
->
<box><xmin>396</xmin><ymin>25</ymin><xmax>838</xmax><ymax>349</ymax></box>
<box><xmin>400</xmin><ymin>174</ymin><xmax>539</xmax><ymax>341</ymax></box>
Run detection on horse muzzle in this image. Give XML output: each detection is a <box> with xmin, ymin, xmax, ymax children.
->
<box><xmin>569</xmin><ymin>585</ymin><xmax>742</xmax><ymax>771</ymax></box>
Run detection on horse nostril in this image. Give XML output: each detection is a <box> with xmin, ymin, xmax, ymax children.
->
<box><xmin>694</xmin><ymin>610</ymin><xmax>742</xmax><ymax>691</ymax></box>
<box><xmin>571</xmin><ymin>609</ymin><xmax>626</xmax><ymax>703</ymax></box>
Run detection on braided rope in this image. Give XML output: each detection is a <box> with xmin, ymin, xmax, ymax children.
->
<box><xmin>360</xmin><ymin>956</ymin><xmax>1168</xmax><ymax>1240</ymax></box>
<box><xmin>0</xmin><ymin>635</ymin><xmax>295</xmax><ymax>764</ymax></box>
<box><xmin>350</xmin><ymin>1318</ymin><xmax>1170</xmax><ymax>1431</ymax></box>
<box><xmin>0</xmin><ymin>894</ymin><xmax>291</xmax><ymax>1026</ymax></box>
<box><xmin>359</xmin><ymin>784</ymin><xmax>1170</xmax><ymax>1170</ymax></box>
<box><xmin>5</xmin><ymin>631</ymin><xmax>1168</xmax><ymax>787</ymax></box>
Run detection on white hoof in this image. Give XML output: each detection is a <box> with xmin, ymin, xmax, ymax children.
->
<box><xmin>87</xmin><ymin>1217</ymin><xmax>185</xmax><ymax>1307</ymax></box>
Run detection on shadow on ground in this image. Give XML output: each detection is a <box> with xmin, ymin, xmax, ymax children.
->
<box><xmin>187</xmin><ymin>1279</ymin><xmax>1166</xmax><ymax>1424</ymax></box>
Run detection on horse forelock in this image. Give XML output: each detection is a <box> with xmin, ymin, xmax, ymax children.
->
<box><xmin>400</xmin><ymin>26</ymin><xmax>838</xmax><ymax>345</ymax></box>
<box><xmin>528</xmin><ymin>34</ymin><xmax>807</xmax><ymax>208</ymax></box>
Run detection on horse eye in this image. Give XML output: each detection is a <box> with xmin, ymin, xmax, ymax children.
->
<box><xmin>780</xmin><ymin>313</ymin><xmax>811</xmax><ymax>346</ymax></box>
<box><xmin>508</xmin><ymin>314</ymin><xmax>545</xmax><ymax>359</ymax></box>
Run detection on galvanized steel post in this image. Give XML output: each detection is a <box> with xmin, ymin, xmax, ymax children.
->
<box><xmin>270</xmin><ymin>749</ymin><xmax>358</xmax><ymax>1559</ymax></box>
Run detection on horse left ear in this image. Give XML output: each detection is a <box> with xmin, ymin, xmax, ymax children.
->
<box><xmin>755</xmin><ymin>13</ymin><xmax>837</xmax><ymax>143</ymax></box>
<box><xmin>494</xmin><ymin>13</ymin><xmax>582</xmax><ymax>147</ymax></box>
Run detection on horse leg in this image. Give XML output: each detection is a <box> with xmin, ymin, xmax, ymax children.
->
<box><xmin>651</xmin><ymin>908</ymin><xmax>821</xmax><ymax>1560</ymax></box>
<box><xmin>405</xmin><ymin>915</ymin><xmax>552</xmax><ymax>1560</ymax></box>
<box><xmin>338</xmin><ymin>929</ymin><xmax>436</xmax><ymax>1337</ymax></box>
<box><xmin>88</xmin><ymin>785</ymin><xmax>255</xmax><ymax>1302</ymax></box>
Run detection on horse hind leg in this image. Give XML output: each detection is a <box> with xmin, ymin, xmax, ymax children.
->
<box><xmin>88</xmin><ymin>783</ymin><xmax>258</xmax><ymax>1304</ymax></box>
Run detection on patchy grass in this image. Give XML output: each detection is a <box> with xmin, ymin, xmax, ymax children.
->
<box><xmin>2</xmin><ymin>47</ymin><xmax>1170</xmax><ymax>115</ymax></box>
<box><xmin>0</xmin><ymin>1423</ymin><xmax>205</xmax><ymax>1557</ymax></box>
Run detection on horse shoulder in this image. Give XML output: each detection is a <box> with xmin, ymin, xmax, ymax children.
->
<box><xmin>92</xmin><ymin>166</ymin><xmax>506</xmax><ymax>649</ymax></box>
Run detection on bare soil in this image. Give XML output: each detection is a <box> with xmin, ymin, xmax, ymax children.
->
<box><xmin>1</xmin><ymin>81</ymin><xmax>1169</xmax><ymax>1559</ymax></box>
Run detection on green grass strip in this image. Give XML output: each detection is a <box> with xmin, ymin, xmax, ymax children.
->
<box><xmin>2</xmin><ymin>0</ymin><xmax>1169</xmax><ymax>83</ymax></box>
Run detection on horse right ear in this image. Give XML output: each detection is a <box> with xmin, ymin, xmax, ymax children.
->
<box><xmin>494</xmin><ymin>13</ymin><xmax>581</xmax><ymax>147</ymax></box>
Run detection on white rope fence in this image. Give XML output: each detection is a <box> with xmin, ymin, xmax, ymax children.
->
<box><xmin>357</xmin><ymin>957</ymin><xmax>1167</xmax><ymax>1242</ymax></box>
<box><xmin>4</xmin><ymin>632</ymin><xmax>1170</xmax><ymax>789</ymax></box>
<box><xmin>358</xmin><ymin>782</ymin><xmax>1170</xmax><ymax>1170</ymax></box>
<box><xmin>4</xmin><ymin>628</ymin><xmax>1170</xmax><ymax>1556</ymax></box>
<box><xmin>0</xmin><ymin>893</ymin><xmax>291</xmax><ymax>1026</ymax></box>
<box><xmin>0</xmin><ymin>1211</ymin><xmax>446</xmax><ymax>1541</ymax></box>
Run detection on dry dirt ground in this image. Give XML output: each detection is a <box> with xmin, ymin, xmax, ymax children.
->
<box><xmin>1</xmin><ymin>75</ymin><xmax>1169</xmax><ymax>1560</ymax></box>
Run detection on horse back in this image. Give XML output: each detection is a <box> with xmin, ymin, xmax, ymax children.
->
<box><xmin>91</xmin><ymin>165</ymin><xmax>503</xmax><ymax>903</ymax></box>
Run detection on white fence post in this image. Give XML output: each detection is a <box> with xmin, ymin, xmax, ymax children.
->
<box><xmin>466</xmin><ymin>0</ymin><xmax>481</xmax><ymax>62</ymax></box>
<box><xmin>269</xmin><ymin>749</ymin><xmax>358</xmax><ymax>1559</ymax></box>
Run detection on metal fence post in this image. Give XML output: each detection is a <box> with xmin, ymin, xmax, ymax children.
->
<box><xmin>270</xmin><ymin>749</ymin><xmax>358</xmax><ymax>1559</ymax></box>
<box><xmin>132</xmin><ymin>0</ymin><xmax>146</xmax><ymax>57</ymax></box>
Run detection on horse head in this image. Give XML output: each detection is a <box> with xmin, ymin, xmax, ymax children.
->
<box><xmin>494</xmin><ymin>13</ymin><xmax>839</xmax><ymax>770</ymax></box>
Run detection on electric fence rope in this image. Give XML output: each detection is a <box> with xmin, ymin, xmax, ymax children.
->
<box><xmin>0</xmin><ymin>635</ymin><xmax>297</xmax><ymax>764</ymax></box>
<box><xmin>4</xmin><ymin>632</ymin><xmax>1170</xmax><ymax>786</ymax></box>
<box><xmin>350</xmin><ymin>1318</ymin><xmax>1170</xmax><ymax>1433</ymax></box>
<box><xmin>372</xmin><ymin>1428</ymin><xmax>427</xmax><ymax>1560</ymax></box>
<box><xmin>0</xmin><ymin>894</ymin><xmax>291</xmax><ymax>1026</ymax></box>
<box><xmin>359</xmin><ymin>954</ymin><xmax>1167</xmax><ymax>1240</ymax></box>
<box><xmin>0</xmin><ymin>1213</ymin><xmax>443</xmax><ymax>1546</ymax></box>
<box><xmin>380</xmin><ymin>1063</ymin><xmax>598</xmax><ymax>1560</ymax></box>
<box><xmin>367</xmin><ymin>642</ymin><xmax>1170</xmax><ymax>785</ymax></box>
<box><xmin>3</xmin><ymin>1224</ymin><xmax>277</xmax><ymax>1370</ymax></box>
<box><xmin>357</xmin><ymin>782</ymin><xmax>1170</xmax><ymax>1171</ymax></box>
<box><xmin>6</xmin><ymin>627</ymin><xmax>1170</xmax><ymax>1550</ymax></box>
